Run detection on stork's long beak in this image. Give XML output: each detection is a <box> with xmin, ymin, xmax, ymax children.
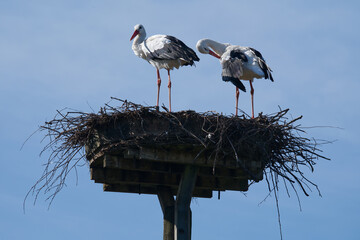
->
<box><xmin>209</xmin><ymin>49</ymin><xmax>221</xmax><ymax>59</ymax></box>
<box><xmin>130</xmin><ymin>30</ymin><xmax>139</xmax><ymax>41</ymax></box>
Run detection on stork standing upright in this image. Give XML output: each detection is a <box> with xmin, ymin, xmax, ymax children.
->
<box><xmin>130</xmin><ymin>24</ymin><xmax>200</xmax><ymax>111</ymax></box>
<box><xmin>196</xmin><ymin>39</ymin><xmax>273</xmax><ymax>118</ymax></box>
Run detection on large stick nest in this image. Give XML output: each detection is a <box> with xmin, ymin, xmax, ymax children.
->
<box><xmin>27</xmin><ymin>97</ymin><xmax>329</xmax><ymax>206</ymax></box>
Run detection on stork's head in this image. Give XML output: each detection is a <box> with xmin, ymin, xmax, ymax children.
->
<box><xmin>196</xmin><ymin>39</ymin><xmax>221</xmax><ymax>59</ymax></box>
<box><xmin>130</xmin><ymin>24</ymin><xmax>146</xmax><ymax>41</ymax></box>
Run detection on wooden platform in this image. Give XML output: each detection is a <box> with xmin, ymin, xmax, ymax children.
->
<box><xmin>88</xmin><ymin>144</ymin><xmax>264</xmax><ymax>198</ymax></box>
<box><xmin>85</xmin><ymin>110</ymin><xmax>268</xmax><ymax>198</ymax></box>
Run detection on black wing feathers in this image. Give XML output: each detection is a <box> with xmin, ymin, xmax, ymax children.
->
<box><xmin>221</xmin><ymin>49</ymin><xmax>247</xmax><ymax>92</ymax></box>
<box><xmin>150</xmin><ymin>35</ymin><xmax>199</xmax><ymax>65</ymax></box>
<box><xmin>230</xmin><ymin>49</ymin><xmax>248</xmax><ymax>62</ymax></box>
<box><xmin>249</xmin><ymin>47</ymin><xmax>264</xmax><ymax>60</ymax></box>
<box><xmin>222</xmin><ymin>76</ymin><xmax>246</xmax><ymax>92</ymax></box>
<box><xmin>249</xmin><ymin>47</ymin><xmax>274</xmax><ymax>82</ymax></box>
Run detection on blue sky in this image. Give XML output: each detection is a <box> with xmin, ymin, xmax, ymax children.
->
<box><xmin>1</xmin><ymin>0</ymin><xmax>359</xmax><ymax>239</ymax></box>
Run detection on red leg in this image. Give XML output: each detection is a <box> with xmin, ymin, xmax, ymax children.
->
<box><xmin>249</xmin><ymin>81</ymin><xmax>254</xmax><ymax>118</ymax></box>
<box><xmin>167</xmin><ymin>69</ymin><xmax>172</xmax><ymax>112</ymax></box>
<box><xmin>235</xmin><ymin>87</ymin><xmax>239</xmax><ymax>116</ymax></box>
<box><xmin>156</xmin><ymin>69</ymin><xmax>161</xmax><ymax>111</ymax></box>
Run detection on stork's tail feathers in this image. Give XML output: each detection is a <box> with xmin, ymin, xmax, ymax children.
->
<box><xmin>222</xmin><ymin>76</ymin><xmax>246</xmax><ymax>92</ymax></box>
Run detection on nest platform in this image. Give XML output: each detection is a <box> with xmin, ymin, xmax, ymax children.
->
<box><xmin>32</xmin><ymin>98</ymin><xmax>327</xmax><ymax>240</ymax></box>
<box><xmin>85</xmin><ymin>109</ymin><xmax>267</xmax><ymax>198</ymax></box>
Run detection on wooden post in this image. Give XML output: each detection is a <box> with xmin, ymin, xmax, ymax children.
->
<box><xmin>157</xmin><ymin>187</ymin><xmax>175</xmax><ymax>240</ymax></box>
<box><xmin>175</xmin><ymin>165</ymin><xmax>198</xmax><ymax>240</ymax></box>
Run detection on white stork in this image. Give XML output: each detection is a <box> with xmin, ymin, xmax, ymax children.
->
<box><xmin>196</xmin><ymin>39</ymin><xmax>273</xmax><ymax>118</ymax></box>
<box><xmin>130</xmin><ymin>24</ymin><xmax>200</xmax><ymax>111</ymax></box>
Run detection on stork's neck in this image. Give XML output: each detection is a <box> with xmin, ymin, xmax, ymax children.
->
<box><xmin>132</xmin><ymin>32</ymin><xmax>146</xmax><ymax>48</ymax></box>
<box><xmin>204</xmin><ymin>39</ymin><xmax>228</xmax><ymax>56</ymax></box>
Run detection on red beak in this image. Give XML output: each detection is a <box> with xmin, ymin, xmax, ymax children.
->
<box><xmin>130</xmin><ymin>30</ymin><xmax>139</xmax><ymax>41</ymax></box>
<box><xmin>209</xmin><ymin>50</ymin><xmax>221</xmax><ymax>59</ymax></box>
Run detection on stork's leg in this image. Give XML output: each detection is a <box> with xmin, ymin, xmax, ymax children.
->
<box><xmin>167</xmin><ymin>69</ymin><xmax>172</xmax><ymax>112</ymax></box>
<box><xmin>249</xmin><ymin>81</ymin><xmax>254</xmax><ymax>119</ymax></box>
<box><xmin>156</xmin><ymin>69</ymin><xmax>161</xmax><ymax>111</ymax></box>
<box><xmin>235</xmin><ymin>87</ymin><xmax>239</xmax><ymax>116</ymax></box>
